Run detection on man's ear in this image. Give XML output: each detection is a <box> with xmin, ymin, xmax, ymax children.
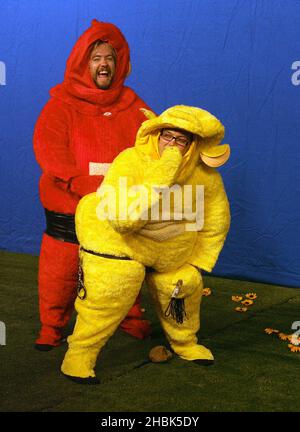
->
<box><xmin>126</xmin><ymin>61</ymin><xmax>132</xmax><ymax>77</ymax></box>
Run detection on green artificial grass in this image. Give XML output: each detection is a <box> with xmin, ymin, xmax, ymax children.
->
<box><xmin>0</xmin><ymin>250</ymin><xmax>300</xmax><ymax>412</ymax></box>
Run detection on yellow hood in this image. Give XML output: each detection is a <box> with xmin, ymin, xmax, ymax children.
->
<box><xmin>136</xmin><ymin>105</ymin><xmax>230</xmax><ymax>181</ymax></box>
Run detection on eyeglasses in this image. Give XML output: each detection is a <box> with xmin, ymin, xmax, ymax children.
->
<box><xmin>160</xmin><ymin>130</ymin><xmax>191</xmax><ymax>147</ymax></box>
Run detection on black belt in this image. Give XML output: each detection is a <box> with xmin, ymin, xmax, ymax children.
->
<box><xmin>44</xmin><ymin>209</ymin><xmax>78</xmax><ymax>244</ymax></box>
<box><xmin>80</xmin><ymin>247</ymin><xmax>131</xmax><ymax>260</ymax></box>
<box><xmin>80</xmin><ymin>247</ymin><xmax>155</xmax><ymax>272</ymax></box>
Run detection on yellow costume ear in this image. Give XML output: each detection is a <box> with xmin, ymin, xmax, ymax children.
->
<box><xmin>199</xmin><ymin>144</ymin><xmax>230</xmax><ymax>167</ymax></box>
<box><xmin>139</xmin><ymin>108</ymin><xmax>157</xmax><ymax>120</ymax></box>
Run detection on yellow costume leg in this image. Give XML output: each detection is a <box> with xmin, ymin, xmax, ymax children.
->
<box><xmin>146</xmin><ymin>264</ymin><xmax>214</xmax><ymax>362</ymax></box>
<box><xmin>61</xmin><ymin>251</ymin><xmax>145</xmax><ymax>379</ymax></box>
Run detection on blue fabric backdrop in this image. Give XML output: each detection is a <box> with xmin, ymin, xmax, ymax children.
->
<box><xmin>0</xmin><ymin>0</ymin><xmax>299</xmax><ymax>287</ymax></box>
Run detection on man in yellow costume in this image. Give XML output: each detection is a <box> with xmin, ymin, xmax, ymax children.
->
<box><xmin>61</xmin><ymin>105</ymin><xmax>231</xmax><ymax>384</ymax></box>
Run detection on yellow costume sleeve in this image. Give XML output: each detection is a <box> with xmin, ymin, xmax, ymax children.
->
<box><xmin>98</xmin><ymin>146</ymin><xmax>182</xmax><ymax>234</ymax></box>
<box><xmin>188</xmin><ymin>168</ymin><xmax>230</xmax><ymax>272</ymax></box>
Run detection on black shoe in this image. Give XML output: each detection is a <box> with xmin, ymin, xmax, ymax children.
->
<box><xmin>34</xmin><ymin>337</ymin><xmax>66</xmax><ymax>352</ymax></box>
<box><xmin>34</xmin><ymin>343</ymin><xmax>54</xmax><ymax>352</ymax></box>
<box><xmin>62</xmin><ymin>373</ymin><xmax>100</xmax><ymax>385</ymax></box>
<box><xmin>192</xmin><ymin>359</ymin><xmax>214</xmax><ymax>366</ymax></box>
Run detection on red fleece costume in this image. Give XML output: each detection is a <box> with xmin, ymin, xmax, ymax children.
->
<box><xmin>33</xmin><ymin>20</ymin><xmax>151</xmax><ymax>347</ymax></box>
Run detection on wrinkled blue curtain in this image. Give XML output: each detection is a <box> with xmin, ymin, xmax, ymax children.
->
<box><xmin>0</xmin><ymin>0</ymin><xmax>299</xmax><ymax>287</ymax></box>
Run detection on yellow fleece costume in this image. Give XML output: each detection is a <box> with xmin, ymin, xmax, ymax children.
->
<box><xmin>61</xmin><ymin>105</ymin><xmax>231</xmax><ymax>381</ymax></box>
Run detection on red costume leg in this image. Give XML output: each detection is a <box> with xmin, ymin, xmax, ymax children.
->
<box><xmin>120</xmin><ymin>293</ymin><xmax>152</xmax><ymax>339</ymax></box>
<box><xmin>35</xmin><ymin>233</ymin><xmax>79</xmax><ymax>346</ymax></box>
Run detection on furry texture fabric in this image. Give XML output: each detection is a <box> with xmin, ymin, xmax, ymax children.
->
<box><xmin>34</xmin><ymin>20</ymin><xmax>150</xmax><ymax>345</ymax></box>
<box><xmin>36</xmin><ymin>233</ymin><xmax>79</xmax><ymax>346</ymax></box>
<box><xmin>34</xmin><ymin>20</ymin><xmax>149</xmax><ymax>214</ymax></box>
<box><xmin>76</xmin><ymin>107</ymin><xmax>231</xmax><ymax>273</ymax></box>
<box><xmin>146</xmin><ymin>268</ymin><xmax>213</xmax><ymax>361</ymax></box>
<box><xmin>61</xmin><ymin>105</ymin><xmax>231</xmax><ymax>378</ymax></box>
<box><xmin>61</xmin><ymin>253</ymin><xmax>146</xmax><ymax>378</ymax></box>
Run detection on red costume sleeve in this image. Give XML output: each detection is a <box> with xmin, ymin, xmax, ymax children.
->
<box><xmin>70</xmin><ymin>175</ymin><xmax>104</xmax><ymax>197</ymax></box>
<box><xmin>33</xmin><ymin>98</ymin><xmax>82</xmax><ymax>183</ymax></box>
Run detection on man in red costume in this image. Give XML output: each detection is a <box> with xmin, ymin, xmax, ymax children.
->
<box><xmin>33</xmin><ymin>19</ymin><xmax>151</xmax><ymax>350</ymax></box>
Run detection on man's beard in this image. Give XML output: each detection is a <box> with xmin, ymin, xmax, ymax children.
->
<box><xmin>94</xmin><ymin>68</ymin><xmax>113</xmax><ymax>89</ymax></box>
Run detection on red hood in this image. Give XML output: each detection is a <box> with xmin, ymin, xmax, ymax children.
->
<box><xmin>50</xmin><ymin>19</ymin><xmax>135</xmax><ymax>114</ymax></box>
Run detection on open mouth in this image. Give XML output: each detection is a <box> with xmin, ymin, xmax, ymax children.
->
<box><xmin>98</xmin><ymin>70</ymin><xmax>110</xmax><ymax>79</ymax></box>
<box><xmin>94</xmin><ymin>68</ymin><xmax>113</xmax><ymax>89</ymax></box>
